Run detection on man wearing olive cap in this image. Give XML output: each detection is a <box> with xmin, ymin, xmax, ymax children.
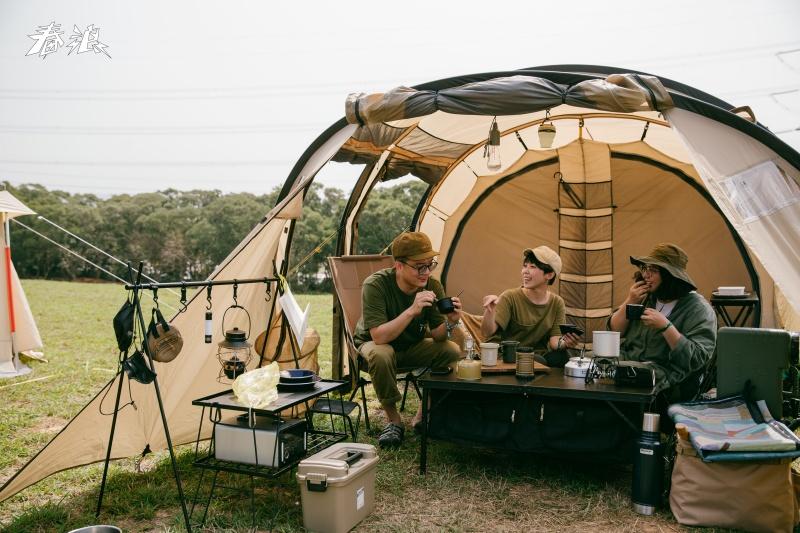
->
<box><xmin>353</xmin><ymin>231</ymin><xmax>462</xmax><ymax>448</ymax></box>
<box><xmin>609</xmin><ymin>243</ymin><xmax>716</xmax><ymax>401</ymax></box>
<box><xmin>481</xmin><ymin>245</ymin><xmax>579</xmax><ymax>367</ymax></box>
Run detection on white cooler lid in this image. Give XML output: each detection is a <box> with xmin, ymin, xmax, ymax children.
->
<box><xmin>297</xmin><ymin>443</ymin><xmax>378</xmax><ymax>484</ymax></box>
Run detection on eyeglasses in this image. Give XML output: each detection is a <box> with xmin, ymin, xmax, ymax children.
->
<box><xmin>401</xmin><ymin>260</ymin><xmax>438</xmax><ymax>274</ymax></box>
<box><xmin>639</xmin><ymin>265</ymin><xmax>661</xmax><ymax>276</ymax></box>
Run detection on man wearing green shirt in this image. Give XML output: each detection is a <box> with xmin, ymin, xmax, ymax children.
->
<box><xmin>353</xmin><ymin>232</ymin><xmax>462</xmax><ymax>448</ymax></box>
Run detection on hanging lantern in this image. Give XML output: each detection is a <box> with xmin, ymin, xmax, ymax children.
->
<box><xmin>217</xmin><ymin>295</ymin><xmax>253</xmax><ymax>382</ymax></box>
<box><xmin>483</xmin><ymin>117</ymin><xmax>502</xmax><ymax>171</ymax></box>
<box><xmin>217</xmin><ymin>327</ymin><xmax>252</xmax><ymax>380</ymax></box>
<box><xmin>538</xmin><ymin>109</ymin><xmax>556</xmax><ymax>148</ymax></box>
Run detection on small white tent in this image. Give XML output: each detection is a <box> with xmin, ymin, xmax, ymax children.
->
<box><xmin>0</xmin><ymin>191</ymin><xmax>42</xmax><ymax>378</ymax></box>
<box><xmin>2</xmin><ymin>65</ymin><xmax>798</xmax><ymax>503</ymax></box>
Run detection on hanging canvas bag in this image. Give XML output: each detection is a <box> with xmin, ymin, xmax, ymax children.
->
<box><xmin>146</xmin><ymin>308</ymin><xmax>183</xmax><ymax>363</ymax></box>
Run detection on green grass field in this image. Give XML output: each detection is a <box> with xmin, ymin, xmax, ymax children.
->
<box><xmin>0</xmin><ymin>280</ymin><xmax>710</xmax><ymax>532</ymax></box>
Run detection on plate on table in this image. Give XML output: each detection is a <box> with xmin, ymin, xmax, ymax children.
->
<box><xmin>277</xmin><ymin>376</ymin><xmax>320</xmax><ymax>392</ymax></box>
<box><xmin>711</xmin><ymin>291</ymin><xmax>752</xmax><ymax>299</ymax></box>
<box><xmin>280</xmin><ymin>369</ymin><xmax>317</xmax><ymax>384</ymax></box>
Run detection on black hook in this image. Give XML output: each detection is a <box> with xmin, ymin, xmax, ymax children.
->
<box><xmin>179</xmin><ymin>282</ymin><xmax>188</xmax><ymax>313</ymax></box>
<box><xmin>151</xmin><ymin>287</ymin><xmax>159</xmax><ymax>307</ymax></box>
<box><xmin>206</xmin><ymin>285</ymin><xmax>212</xmax><ymax>310</ymax></box>
<box><xmin>232</xmin><ymin>280</ymin><xmax>239</xmax><ymax>306</ymax></box>
<box><xmin>264</xmin><ymin>278</ymin><xmax>271</xmax><ymax>302</ymax></box>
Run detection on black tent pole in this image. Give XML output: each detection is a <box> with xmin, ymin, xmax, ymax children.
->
<box><xmin>130</xmin><ymin>267</ymin><xmax>192</xmax><ymax>532</ymax></box>
<box><xmin>95</xmin><ymin>263</ymin><xmax>140</xmax><ymax>518</ymax></box>
<box><xmin>95</xmin><ymin>351</ymin><xmax>127</xmax><ymax>517</ymax></box>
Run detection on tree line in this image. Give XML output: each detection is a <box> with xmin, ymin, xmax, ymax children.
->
<box><xmin>5</xmin><ymin>180</ymin><xmax>427</xmax><ymax>292</ymax></box>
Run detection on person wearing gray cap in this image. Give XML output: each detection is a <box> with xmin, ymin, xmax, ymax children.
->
<box><xmin>608</xmin><ymin>243</ymin><xmax>716</xmax><ymax>401</ymax></box>
<box><xmin>481</xmin><ymin>246</ymin><xmax>580</xmax><ymax>367</ymax></box>
<box><xmin>353</xmin><ymin>231</ymin><xmax>462</xmax><ymax>448</ymax></box>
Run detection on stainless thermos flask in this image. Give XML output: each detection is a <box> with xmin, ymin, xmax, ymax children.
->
<box><xmin>631</xmin><ymin>412</ymin><xmax>663</xmax><ymax>515</ymax></box>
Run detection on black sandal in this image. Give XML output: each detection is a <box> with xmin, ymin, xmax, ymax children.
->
<box><xmin>378</xmin><ymin>423</ymin><xmax>405</xmax><ymax>448</ymax></box>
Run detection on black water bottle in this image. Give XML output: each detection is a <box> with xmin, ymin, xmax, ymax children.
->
<box><xmin>632</xmin><ymin>412</ymin><xmax>663</xmax><ymax>515</ymax></box>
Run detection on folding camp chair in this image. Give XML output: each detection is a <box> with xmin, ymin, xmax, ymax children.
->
<box><xmin>328</xmin><ymin>255</ymin><xmax>427</xmax><ymax>433</ymax></box>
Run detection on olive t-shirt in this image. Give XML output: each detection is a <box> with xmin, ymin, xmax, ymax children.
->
<box><xmin>353</xmin><ymin>267</ymin><xmax>446</xmax><ymax>352</ymax></box>
<box><xmin>492</xmin><ymin>287</ymin><xmax>565</xmax><ymax>350</ymax></box>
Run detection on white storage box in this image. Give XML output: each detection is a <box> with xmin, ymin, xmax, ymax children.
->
<box><xmin>296</xmin><ymin>443</ymin><xmax>379</xmax><ymax>533</ymax></box>
<box><xmin>717</xmin><ymin>286</ymin><xmax>745</xmax><ymax>296</ymax></box>
<box><xmin>214</xmin><ymin>415</ymin><xmax>306</xmax><ymax>467</ymax></box>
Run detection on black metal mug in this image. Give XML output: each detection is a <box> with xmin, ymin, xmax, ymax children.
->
<box><xmin>626</xmin><ymin>304</ymin><xmax>645</xmax><ymax>320</ymax></box>
<box><xmin>436</xmin><ymin>297</ymin><xmax>456</xmax><ymax>314</ymax></box>
<box><xmin>501</xmin><ymin>340</ymin><xmax>519</xmax><ymax>363</ymax></box>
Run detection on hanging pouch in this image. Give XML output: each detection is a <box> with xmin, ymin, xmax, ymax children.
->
<box><xmin>113</xmin><ymin>299</ymin><xmax>136</xmax><ymax>352</ymax></box>
<box><xmin>147</xmin><ymin>308</ymin><xmax>184</xmax><ymax>363</ymax></box>
<box><xmin>122</xmin><ymin>349</ymin><xmax>157</xmax><ymax>384</ymax></box>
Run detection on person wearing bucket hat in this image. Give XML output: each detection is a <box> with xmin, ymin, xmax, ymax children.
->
<box><xmin>353</xmin><ymin>231</ymin><xmax>462</xmax><ymax>448</ymax></box>
<box><xmin>609</xmin><ymin>243</ymin><xmax>716</xmax><ymax>402</ymax></box>
<box><xmin>481</xmin><ymin>246</ymin><xmax>579</xmax><ymax>367</ymax></box>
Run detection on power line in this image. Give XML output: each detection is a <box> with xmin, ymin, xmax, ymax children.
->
<box><xmin>0</xmin><ymin>40</ymin><xmax>798</xmax><ymax>101</ymax></box>
<box><xmin>0</xmin><ymin>78</ymin><xmax>400</xmax><ymax>96</ymax></box>
<box><xmin>0</xmin><ymin>123</ymin><xmax>321</xmax><ymax>136</ymax></box>
<box><xmin>0</xmin><ymin>159</ymin><xmax>294</xmax><ymax>167</ymax></box>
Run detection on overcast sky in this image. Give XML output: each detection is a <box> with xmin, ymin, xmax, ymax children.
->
<box><xmin>1</xmin><ymin>0</ymin><xmax>798</xmax><ymax>196</ymax></box>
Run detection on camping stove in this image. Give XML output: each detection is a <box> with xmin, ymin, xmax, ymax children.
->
<box><xmin>564</xmin><ymin>347</ymin><xmax>592</xmax><ymax>378</ymax></box>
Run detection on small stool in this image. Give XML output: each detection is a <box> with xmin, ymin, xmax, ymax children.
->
<box><xmin>310</xmin><ymin>398</ymin><xmax>362</xmax><ymax>441</ymax></box>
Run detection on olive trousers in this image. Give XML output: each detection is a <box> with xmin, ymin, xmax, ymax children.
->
<box><xmin>359</xmin><ymin>339</ymin><xmax>461</xmax><ymax>405</ymax></box>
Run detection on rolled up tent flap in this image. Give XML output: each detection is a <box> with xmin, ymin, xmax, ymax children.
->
<box><xmin>345</xmin><ymin>74</ymin><xmax>673</xmax><ymax>125</ymax></box>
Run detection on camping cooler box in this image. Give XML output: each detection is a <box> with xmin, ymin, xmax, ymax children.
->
<box><xmin>213</xmin><ymin>415</ymin><xmax>306</xmax><ymax>467</ymax></box>
<box><xmin>296</xmin><ymin>443</ymin><xmax>379</xmax><ymax>533</ymax></box>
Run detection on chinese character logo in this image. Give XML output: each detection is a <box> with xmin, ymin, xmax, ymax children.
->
<box><xmin>67</xmin><ymin>24</ymin><xmax>111</xmax><ymax>58</ymax></box>
<box><xmin>26</xmin><ymin>22</ymin><xmax>65</xmax><ymax>59</ymax></box>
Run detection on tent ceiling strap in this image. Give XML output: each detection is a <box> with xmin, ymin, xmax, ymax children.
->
<box><xmin>640</xmin><ymin>121</ymin><xmax>650</xmax><ymax>141</ymax></box>
<box><xmin>354</xmin><ymin>95</ymin><xmax>364</xmax><ymax>126</ymax></box>
<box><xmin>515</xmin><ymin>131</ymin><xmax>528</xmax><ymax>151</ymax></box>
<box><xmin>633</xmin><ymin>74</ymin><xmax>660</xmax><ymax>113</ymax></box>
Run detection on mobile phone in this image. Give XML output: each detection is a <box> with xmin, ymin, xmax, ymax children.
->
<box><xmin>559</xmin><ymin>324</ymin><xmax>585</xmax><ymax>336</ymax></box>
<box><xmin>429</xmin><ymin>366</ymin><xmax>452</xmax><ymax>375</ymax></box>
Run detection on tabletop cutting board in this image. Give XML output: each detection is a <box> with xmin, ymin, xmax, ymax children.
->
<box><xmin>481</xmin><ymin>361</ymin><xmax>550</xmax><ymax>374</ymax></box>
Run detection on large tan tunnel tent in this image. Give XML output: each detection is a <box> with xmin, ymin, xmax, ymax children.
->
<box><xmin>324</xmin><ymin>65</ymin><xmax>800</xmax><ymax>373</ymax></box>
<box><xmin>2</xmin><ymin>64</ymin><xmax>799</xmax><ymax>503</ymax></box>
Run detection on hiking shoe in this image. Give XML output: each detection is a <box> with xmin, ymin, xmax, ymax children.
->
<box><xmin>378</xmin><ymin>423</ymin><xmax>404</xmax><ymax>448</ymax></box>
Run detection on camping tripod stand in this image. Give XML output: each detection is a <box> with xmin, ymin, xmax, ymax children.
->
<box><xmin>96</xmin><ymin>264</ymin><xmax>192</xmax><ymax>532</ymax></box>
